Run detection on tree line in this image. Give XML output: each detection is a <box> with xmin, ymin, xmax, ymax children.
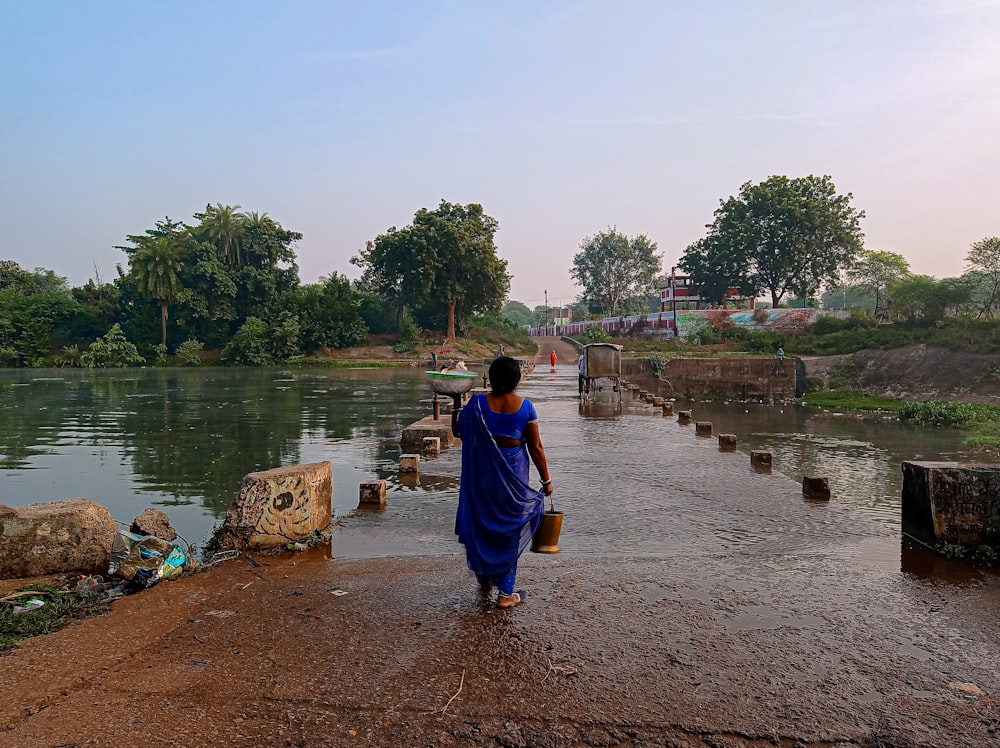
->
<box><xmin>556</xmin><ymin>174</ymin><xmax>998</xmax><ymax>328</ymax></box>
<box><xmin>0</xmin><ymin>200</ymin><xmax>514</xmax><ymax>367</ymax></box>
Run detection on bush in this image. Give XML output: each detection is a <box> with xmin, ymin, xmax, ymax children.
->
<box><xmin>581</xmin><ymin>325</ymin><xmax>611</xmax><ymax>343</ymax></box>
<box><xmin>80</xmin><ymin>324</ymin><xmax>145</xmax><ymax>368</ymax></box>
<box><xmin>393</xmin><ymin>311</ymin><xmax>421</xmax><ymax>353</ymax></box>
<box><xmin>222</xmin><ymin>318</ymin><xmax>273</xmax><ymax>366</ymax></box>
<box><xmin>176</xmin><ymin>338</ymin><xmax>204</xmax><ymax>366</ymax></box>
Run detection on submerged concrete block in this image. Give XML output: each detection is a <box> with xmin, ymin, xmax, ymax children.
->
<box><xmin>662</xmin><ymin>402</ymin><xmax>674</xmax><ymax>417</ymax></box>
<box><xmin>677</xmin><ymin>411</ymin><xmax>692</xmax><ymax>424</ymax></box>
<box><xmin>216</xmin><ymin>462</ymin><xmax>333</xmax><ymax>552</ymax></box>
<box><xmin>718</xmin><ymin>434</ymin><xmax>738</xmax><ymax>451</ymax></box>
<box><xmin>401</xmin><ymin>417</ymin><xmax>455</xmax><ymax>452</ymax></box>
<box><xmin>802</xmin><ymin>476</ymin><xmax>831</xmax><ymax>500</ymax></box>
<box><xmin>902</xmin><ymin>461</ymin><xmax>1000</xmax><ymax>546</ymax></box>
<box><xmin>359</xmin><ymin>480</ymin><xmax>387</xmax><ymax>507</ymax></box>
<box><xmin>695</xmin><ymin>421</ymin><xmax>713</xmax><ymax>437</ymax></box>
<box><xmin>751</xmin><ymin>450</ymin><xmax>772</xmax><ymax>472</ymax></box>
<box><xmin>422</xmin><ymin>436</ymin><xmax>441</xmax><ymax>456</ymax></box>
<box><xmin>652</xmin><ymin>397</ymin><xmax>663</xmax><ymax>407</ymax></box>
<box><xmin>0</xmin><ymin>499</ymin><xmax>118</xmax><ymax>579</ymax></box>
<box><xmin>399</xmin><ymin>454</ymin><xmax>421</xmax><ymax>473</ymax></box>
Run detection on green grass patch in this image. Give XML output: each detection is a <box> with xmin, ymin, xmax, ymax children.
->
<box><xmin>898</xmin><ymin>401</ymin><xmax>1000</xmax><ymax>428</ymax></box>
<box><xmin>801</xmin><ymin>389</ymin><xmax>903</xmax><ymax>412</ymax></box>
<box><xmin>0</xmin><ymin>585</ymin><xmax>112</xmax><ymax>650</ymax></box>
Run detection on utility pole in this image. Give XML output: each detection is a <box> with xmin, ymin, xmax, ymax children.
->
<box><xmin>544</xmin><ymin>289</ymin><xmax>549</xmax><ymax>336</ymax></box>
<box><xmin>670</xmin><ymin>266</ymin><xmax>677</xmax><ymax>337</ymax></box>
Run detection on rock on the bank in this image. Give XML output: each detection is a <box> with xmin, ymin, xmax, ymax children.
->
<box><xmin>130</xmin><ymin>508</ymin><xmax>177</xmax><ymax>541</ymax></box>
<box><xmin>214</xmin><ymin>462</ymin><xmax>333</xmax><ymax>551</ymax></box>
<box><xmin>0</xmin><ymin>499</ymin><xmax>118</xmax><ymax>579</ymax></box>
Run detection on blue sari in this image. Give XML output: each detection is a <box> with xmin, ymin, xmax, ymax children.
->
<box><xmin>455</xmin><ymin>395</ymin><xmax>545</xmax><ymax>592</ymax></box>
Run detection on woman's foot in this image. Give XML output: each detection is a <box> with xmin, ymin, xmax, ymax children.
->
<box><xmin>497</xmin><ymin>589</ymin><xmax>527</xmax><ymax>608</ymax></box>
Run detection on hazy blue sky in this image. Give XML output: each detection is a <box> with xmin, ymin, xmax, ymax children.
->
<box><xmin>2</xmin><ymin>1</ymin><xmax>997</xmax><ymax>310</ymax></box>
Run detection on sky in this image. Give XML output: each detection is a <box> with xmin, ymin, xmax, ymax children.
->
<box><xmin>2</xmin><ymin>1</ymin><xmax>998</xmax><ymax>312</ymax></box>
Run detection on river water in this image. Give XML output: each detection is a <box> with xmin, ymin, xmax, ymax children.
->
<box><xmin>0</xmin><ymin>365</ymin><xmax>985</xmax><ymax>573</ymax></box>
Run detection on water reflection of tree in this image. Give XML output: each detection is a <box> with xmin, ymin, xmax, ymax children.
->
<box><xmin>120</xmin><ymin>369</ymin><xmax>306</xmax><ymax>515</ymax></box>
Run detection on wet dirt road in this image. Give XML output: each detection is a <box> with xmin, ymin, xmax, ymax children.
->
<box><xmin>2</xmin><ymin>347</ymin><xmax>999</xmax><ymax>747</ymax></box>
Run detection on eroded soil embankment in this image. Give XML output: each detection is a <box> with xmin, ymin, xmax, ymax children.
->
<box><xmin>803</xmin><ymin>344</ymin><xmax>1000</xmax><ymax>404</ymax></box>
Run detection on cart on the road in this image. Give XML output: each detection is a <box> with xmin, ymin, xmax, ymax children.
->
<box><xmin>581</xmin><ymin>343</ymin><xmax>623</xmax><ymax>405</ymax></box>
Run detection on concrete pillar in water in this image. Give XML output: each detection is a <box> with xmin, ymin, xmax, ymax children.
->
<box><xmin>751</xmin><ymin>450</ymin><xmax>772</xmax><ymax>472</ymax></box>
<box><xmin>652</xmin><ymin>396</ymin><xmax>663</xmax><ymax>407</ymax></box>
<box><xmin>695</xmin><ymin>422</ymin><xmax>713</xmax><ymax>437</ymax></box>
<box><xmin>718</xmin><ymin>434</ymin><xmax>737</xmax><ymax>451</ymax></box>
<box><xmin>902</xmin><ymin>461</ymin><xmax>1000</xmax><ymax>546</ymax></box>
<box><xmin>802</xmin><ymin>476</ymin><xmax>831</xmax><ymax>500</ymax></box>
<box><xmin>359</xmin><ymin>480</ymin><xmax>387</xmax><ymax>507</ymax></box>
<box><xmin>677</xmin><ymin>411</ymin><xmax>692</xmax><ymax>424</ymax></box>
<box><xmin>639</xmin><ymin>390</ymin><xmax>648</xmax><ymax>400</ymax></box>
<box><xmin>422</xmin><ymin>437</ymin><xmax>441</xmax><ymax>456</ymax></box>
<box><xmin>662</xmin><ymin>402</ymin><xmax>674</xmax><ymax>417</ymax></box>
<box><xmin>644</xmin><ymin>393</ymin><xmax>655</xmax><ymax>404</ymax></box>
<box><xmin>399</xmin><ymin>454</ymin><xmax>420</xmax><ymax>473</ymax></box>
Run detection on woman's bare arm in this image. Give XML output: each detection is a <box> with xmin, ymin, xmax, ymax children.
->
<box><xmin>524</xmin><ymin>421</ymin><xmax>553</xmax><ymax>496</ymax></box>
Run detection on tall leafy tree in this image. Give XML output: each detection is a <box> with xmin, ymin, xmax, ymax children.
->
<box><xmin>129</xmin><ymin>233</ymin><xmax>187</xmax><ymax>348</ymax></box>
<box><xmin>356</xmin><ymin>200</ymin><xmax>510</xmax><ymax>343</ymax></box>
<box><xmin>501</xmin><ymin>300</ymin><xmax>534</xmax><ymax>327</ymax></box>
<box><xmin>682</xmin><ymin>175</ymin><xmax>865</xmax><ymax>307</ymax></box>
<box><xmin>965</xmin><ymin>236</ymin><xmax>1000</xmax><ymax>319</ymax></box>
<box><xmin>195</xmin><ymin>203</ymin><xmax>246</xmax><ymax>269</ymax></box>
<box><xmin>848</xmin><ymin>249</ymin><xmax>910</xmax><ymax>322</ymax></box>
<box><xmin>571</xmin><ymin>227</ymin><xmax>661</xmax><ymax>317</ymax></box>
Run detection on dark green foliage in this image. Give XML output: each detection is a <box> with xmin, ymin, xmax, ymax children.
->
<box><xmin>221</xmin><ymin>317</ymin><xmax>274</xmax><ymax>365</ymax></box>
<box><xmin>80</xmin><ymin>324</ymin><xmax>145</xmax><ymax>368</ymax></box>
<box><xmin>581</xmin><ymin>325</ymin><xmax>612</xmax><ymax>343</ymax></box>
<box><xmin>290</xmin><ymin>274</ymin><xmax>368</xmax><ymax>351</ymax></box>
<box><xmin>175</xmin><ymin>338</ymin><xmax>204</xmax><ymax>365</ymax></box>
<box><xmin>898</xmin><ymin>401</ymin><xmax>1000</xmax><ymax>428</ymax></box>
<box><xmin>802</xmin><ymin>389</ymin><xmax>902</xmax><ymax>412</ymax></box>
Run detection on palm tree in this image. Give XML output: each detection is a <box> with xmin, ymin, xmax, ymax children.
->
<box><xmin>131</xmin><ymin>235</ymin><xmax>184</xmax><ymax>349</ymax></box>
<box><xmin>198</xmin><ymin>203</ymin><xmax>245</xmax><ymax>269</ymax></box>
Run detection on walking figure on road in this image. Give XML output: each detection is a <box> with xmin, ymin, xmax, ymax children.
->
<box><xmin>549</xmin><ymin>351</ymin><xmax>557</xmax><ymax>370</ymax></box>
<box><xmin>451</xmin><ymin>357</ymin><xmax>554</xmax><ymax>608</ymax></box>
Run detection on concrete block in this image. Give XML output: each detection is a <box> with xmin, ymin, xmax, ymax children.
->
<box><xmin>751</xmin><ymin>450</ymin><xmax>772</xmax><ymax>472</ymax></box>
<box><xmin>0</xmin><ymin>499</ymin><xmax>118</xmax><ymax>579</ymax></box>
<box><xmin>695</xmin><ymin>421</ymin><xmax>713</xmax><ymax>437</ymax></box>
<box><xmin>359</xmin><ymin>480</ymin><xmax>387</xmax><ymax>507</ymax></box>
<box><xmin>802</xmin><ymin>476</ymin><xmax>831</xmax><ymax>500</ymax></box>
<box><xmin>902</xmin><ymin>461</ymin><xmax>1000</xmax><ymax>546</ymax></box>
<box><xmin>677</xmin><ymin>410</ymin><xmax>692</xmax><ymax>424</ymax></box>
<box><xmin>718</xmin><ymin>434</ymin><xmax>738</xmax><ymax>451</ymax></box>
<box><xmin>400</xmin><ymin>417</ymin><xmax>455</xmax><ymax>452</ymax></box>
<box><xmin>130</xmin><ymin>507</ymin><xmax>177</xmax><ymax>541</ymax></box>
<box><xmin>422</xmin><ymin>436</ymin><xmax>441</xmax><ymax>456</ymax></box>
<box><xmin>661</xmin><ymin>402</ymin><xmax>674</xmax><ymax>416</ymax></box>
<box><xmin>652</xmin><ymin>397</ymin><xmax>663</xmax><ymax>407</ymax></box>
<box><xmin>400</xmin><ymin>454</ymin><xmax>421</xmax><ymax>473</ymax></box>
<box><xmin>644</xmin><ymin>393</ymin><xmax>655</xmax><ymax>404</ymax></box>
<box><xmin>215</xmin><ymin>461</ymin><xmax>333</xmax><ymax>552</ymax></box>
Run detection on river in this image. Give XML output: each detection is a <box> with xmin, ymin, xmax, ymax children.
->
<box><xmin>0</xmin><ymin>365</ymin><xmax>984</xmax><ymax>570</ymax></box>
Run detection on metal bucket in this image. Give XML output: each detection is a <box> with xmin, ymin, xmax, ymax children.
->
<box><xmin>531</xmin><ymin>510</ymin><xmax>563</xmax><ymax>554</ymax></box>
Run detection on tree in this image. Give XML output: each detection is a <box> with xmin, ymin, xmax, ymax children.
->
<box><xmin>0</xmin><ymin>260</ymin><xmax>40</xmax><ymax>295</ymax></box>
<box><xmin>501</xmin><ymin>300</ymin><xmax>534</xmax><ymax>327</ymax></box>
<box><xmin>130</xmin><ymin>234</ymin><xmax>186</xmax><ymax>348</ymax></box>
<box><xmin>356</xmin><ymin>200</ymin><xmax>510</xmax><ymax>343</ymax></box>
<box><xmin>195</xmin><ymin>203</ymin><xmax>246</xmax><ymax>269</ymax></box>
<box><xmin>678</xmin><ymin>235</ymin><xmax>755</xmax><ymax>306</ymax></box>
<box><xmin>682</xmin><ymin>175</ymin><xmax>865</xmax><ymax>307</ymax></box>
<box><xmin>80</xmin><ymin>323</ymin><xmax>145</xmax><ymax>368</ymax></box>
<box><xmin>571</xmin><ymin>227</ymin><xmax>661</xmax><ymax>317</ymax></box>
<box><xmin>888</xmin><ymin>275</ymin><xmax>962</xmax><ymax>325</ymax></box>
<box><xmin>965</xmin><ymin>236</ymin><xmax>1000</xmax><ymax>319</ymax></box>
<box><xmin>847</xmin><ymin>250</ymin><xmax>910</xmax><ymax>322</ymax></box>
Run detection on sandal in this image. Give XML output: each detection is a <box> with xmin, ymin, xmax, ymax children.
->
<box><xmin>497</xmin><ymin>589</ymin><xmax>527</xmax><ymax>608</ymax></box>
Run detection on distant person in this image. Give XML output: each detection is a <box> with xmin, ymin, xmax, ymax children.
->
<box><xmin>777</xmin><ymin>346</ymin><xmax>785</xmax><ymax>363</ymax></box>
<box><xmin>496</xmin><ymin>342</ymin><xmax>506</xmax><ymax>359</ymax></box>
<box><xmin>549</xmin><ymin>351</ymin><xmax>557</xmax><ymax>369</ymax></box>
<box><xmin>578</xmin><ymin>352</ymin><xmax>586</xmax><ymax>397</ymax></box>
<box><xmin>451</xmin><ymin>356</ymin><xmax>553</xmax><ymax>609</ymax></box>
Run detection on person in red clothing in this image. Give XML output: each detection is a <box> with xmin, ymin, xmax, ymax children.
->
<box><xmin>549</xmin><ymin>351</ymin><xmax>557</xmax><ymax>369</ymax></box>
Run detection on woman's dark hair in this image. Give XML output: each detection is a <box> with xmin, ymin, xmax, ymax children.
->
<box><xmin>488</xmin><ymin>356</ymin><xmax>521</xmax><ymax>395</ymax></box>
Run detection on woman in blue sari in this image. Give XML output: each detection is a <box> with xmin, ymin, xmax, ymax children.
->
<box><xmin>451</xmin><ymin>356</ymin><xmax>553</xmax><ymax>608</ymax></box>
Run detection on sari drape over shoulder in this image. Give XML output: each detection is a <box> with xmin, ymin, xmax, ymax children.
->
<box><xmin>455</xmin><ymin>394</ymin><xmax>545</xmax><ymax>579</ymax></box>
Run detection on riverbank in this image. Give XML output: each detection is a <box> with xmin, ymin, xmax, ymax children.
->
<box><xmin>2</xmin><ymin>540</ymin><xmax>998</xmax><ymax>747</ymax></box>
